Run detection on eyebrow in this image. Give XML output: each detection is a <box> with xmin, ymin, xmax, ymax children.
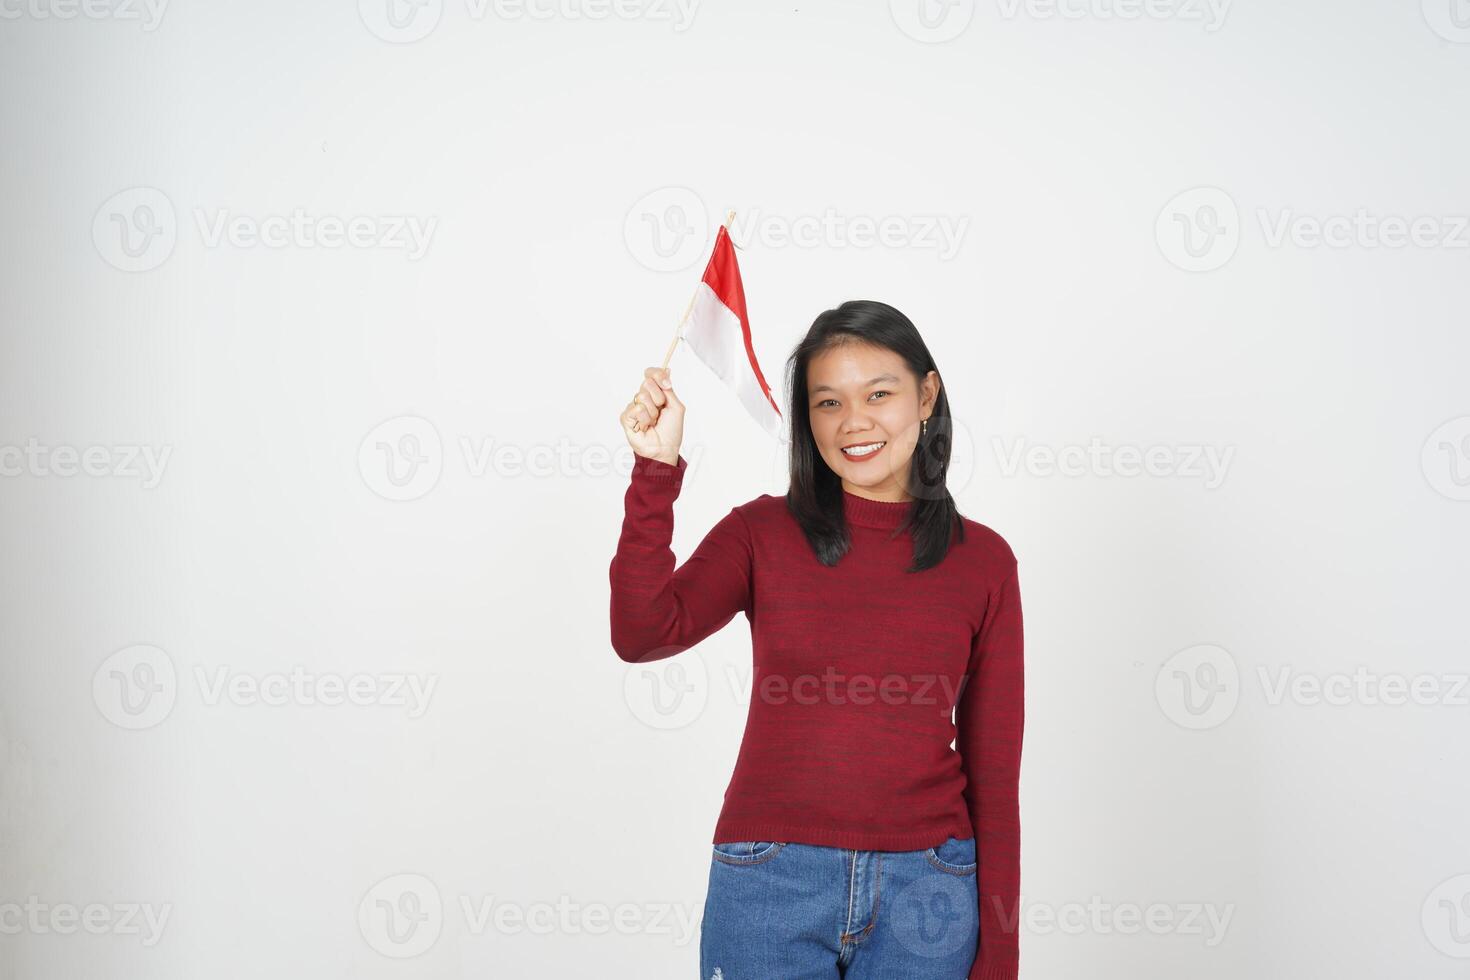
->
<box><xmin>809</xmin><ymin>373</ymin><xmax>901</xmax><ymax>395</ymax></box>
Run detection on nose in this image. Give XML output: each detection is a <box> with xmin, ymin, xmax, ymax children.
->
<box><xmin>840</xmin><ymin>405</ymin><xmax>877</xmax><ymax>431</ymax></box>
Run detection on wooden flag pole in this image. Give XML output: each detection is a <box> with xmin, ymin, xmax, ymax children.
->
<box><xmin>659</xmin><ymin>209</ymin><xmax>736</xmax><ymax>371</ymax></box>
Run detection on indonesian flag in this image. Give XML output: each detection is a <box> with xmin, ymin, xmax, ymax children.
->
<box><xmin>681</xmin><ymin>225</ymin><xmax>786</xmax><ymax>443</ymax></box>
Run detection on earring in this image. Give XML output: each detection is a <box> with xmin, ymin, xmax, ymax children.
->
<box><xmin>921</xmin><ymin>418</ymin><xmax>928</xmax><ymax>438</ymax></box>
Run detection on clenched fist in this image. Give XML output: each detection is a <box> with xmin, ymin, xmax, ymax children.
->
<box><xmin>620</xmin><ymin>366</ymin><xmax>684</xmax><ymax>466</ymax></box>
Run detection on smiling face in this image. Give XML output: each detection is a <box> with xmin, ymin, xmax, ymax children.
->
<box><xmin>805</xmin><ymin>341</ymin><xmax>939</xmax><ymax>502</ymax></box>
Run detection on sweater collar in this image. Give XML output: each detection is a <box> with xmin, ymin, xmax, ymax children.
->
<box><xmin>841</xmin><ymin>488</ymin><xmax>914</xmax><ymax>530</ymax></box>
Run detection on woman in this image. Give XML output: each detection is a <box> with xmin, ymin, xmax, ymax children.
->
<box><xmin>610</xmin><ymin>300</ymin><xmax>1023</xmax><ymax>980</ymax></box>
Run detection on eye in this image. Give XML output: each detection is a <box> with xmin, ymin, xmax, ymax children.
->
<box><xmin>870</xmin><ymin>390</ymin><xmax>891</xmax><ymax>400</ymax></box>
<box><xmin>816</xmin><ymin>398</ymin><xmax>838</xmax><ymax>408</ymax></box>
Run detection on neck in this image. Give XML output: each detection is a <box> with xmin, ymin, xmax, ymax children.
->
<box><xmin>840</xmin><ymin>480</ymin><xmax>910</xmax><ymax>504</ymax></box>
<box><xmin>840</xmin><ymin>484</ymin><xmax>913</xmax><ymax>529</ymax></box>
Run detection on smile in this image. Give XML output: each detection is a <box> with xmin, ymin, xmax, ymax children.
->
<box><xmin>841</xmin><ymin>441</ymin><xmax>886</xmax><ymax>460</ymax></box>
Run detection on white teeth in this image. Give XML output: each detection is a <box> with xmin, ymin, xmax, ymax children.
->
<box><xmin>842</xmin><ymin>442</ymin><xmax>885</xmax><ymax>457</ymax></box>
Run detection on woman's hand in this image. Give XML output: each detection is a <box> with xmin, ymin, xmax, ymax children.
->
<box><xmin>620</xmin><ymin>366</ymin><xmax>684</xmax><ymax>465</ymax></box>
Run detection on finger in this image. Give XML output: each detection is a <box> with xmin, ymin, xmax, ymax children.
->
<box><xmin>632</xmin><ymin>389</ymin><xmax>661</xmax><ymax>422</ymax></box>
<box><xmin>639</xmin><ymin>377</ymin><xmax>668</xmax><ymax>409</ymax></box>
<box><xmin>632</xmin><ymin>384</ymin><xmax>667</xmax><ymax>420</ymax></box>
<box><xmin>644</xmin><ymin>366</ymin><xmax>673</xmax><ymax>390</ymax></box>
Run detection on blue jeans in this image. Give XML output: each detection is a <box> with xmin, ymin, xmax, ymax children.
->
<box><xmin>698</xmin><ymin>836</ymin><xmax>979</xmax><ymax>979</ymax></box>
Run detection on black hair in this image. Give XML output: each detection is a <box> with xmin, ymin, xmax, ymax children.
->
<box><xmin>782</xmin><ymin>299</ymin><xmax>964</xmax><ymax>572</ymax></box>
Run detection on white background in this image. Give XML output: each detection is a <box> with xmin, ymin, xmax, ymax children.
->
<box><xmin>2</xmin><ymin>1</ymin><xmax>1468</xmax><ymax>977</ymax></box>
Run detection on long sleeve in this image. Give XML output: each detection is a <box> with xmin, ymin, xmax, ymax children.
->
<box><xmin>955</xmin><ymin>559</ymin><xmax>1025</xmax><ymax>980</ymax></box>
<box><xmin>608</xmin><ymin>452</ymin><xmax>754</xmax><ymax>663</ymax></box>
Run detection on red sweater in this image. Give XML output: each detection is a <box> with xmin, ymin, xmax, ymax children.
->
<box><xmin>609</xmin><ymin>452</ymin><xmax>1024</xmax><ymax>980</ymax></box>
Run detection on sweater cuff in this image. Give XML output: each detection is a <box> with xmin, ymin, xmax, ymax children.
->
<box><xmin>630</xmin><ymin>452</ymin><xmax>685</xmax><ymax>483</ymax></box>
<box><xmin>969</xmin><ymin>946</ymin><xmax>1019</xmax><ymax>980</ymax></box>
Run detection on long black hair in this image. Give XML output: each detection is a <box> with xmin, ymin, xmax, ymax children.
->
<box><xmin>783</xmin><ymin>300</ymin><xmax>964</xmax><ymax>572</ymax></box>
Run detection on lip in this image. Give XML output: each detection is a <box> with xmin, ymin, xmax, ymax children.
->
<box><xmin>840</xmin><ymin>440</ymin><xmax>887</xmax><ymax>463</ymax></box>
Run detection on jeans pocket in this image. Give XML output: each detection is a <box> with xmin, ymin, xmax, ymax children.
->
<box><xmin>924</xmin><ymin>835</ymin><xmax>977</xmax><ymax>875</ymax></box>
<box><xmin>711</xmin><ymin>840</ymin><xmax>785</xmax><ymax>865</ymax></box>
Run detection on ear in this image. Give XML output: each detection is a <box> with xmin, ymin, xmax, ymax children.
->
<box><xmin>923</xmin><ymin>370</ymin><xmax>941</xmax><ymax>409</ymax></box>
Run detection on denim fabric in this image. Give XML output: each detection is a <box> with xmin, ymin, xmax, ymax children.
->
<box><xmin>699</xmin><ymin>836</ymin><xmax>979</xmax><ymax>979</ymax></box>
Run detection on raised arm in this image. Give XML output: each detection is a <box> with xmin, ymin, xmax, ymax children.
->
<box><xmin>608</xmin><ymin>452</ymin><xmax>754</xmax><ymax>663</ymax></box>
<box><xmin>955</xmin><ymin>558</ymin><xmax>1025</xmax><ymax>980</ymax></box>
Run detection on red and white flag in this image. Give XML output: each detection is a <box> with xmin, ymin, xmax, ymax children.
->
<box><xmin>681</xmin><ymin>225</ymin><xmax>786</xmax><ymax>443</ymax></box>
